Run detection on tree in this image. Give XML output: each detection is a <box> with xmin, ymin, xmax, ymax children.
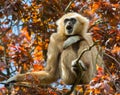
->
<box><xmin>0</xmin><ymin>0</ymin><xmax>120</xmax><ymax>94</ymax></box>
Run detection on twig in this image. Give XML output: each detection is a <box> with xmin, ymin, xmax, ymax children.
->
<box><xmin>104</xmin><ymin>52</ymin><xmax>120</xmax><ymax>66</ymax></box>
<box><xmin>77</xmin><ymin>41</ymin><xmax>99</xmax><ymax>62</ymax></box>
<box><xmin>64</xmin><ymin>41</ymin><xmax>99</xmax><ymax>95</ymax></box>
<box><xmin>103</xmin><ymin>52</ymin><xmax>120</xmax><ymax>91</ymax></box>
<box><xmin>88</xmin><ymin>19</ymin><xmax>103</xmax><ymax>32</ymax></box>
<box><xmin>64</xmin><ymin>0</ymin><xmax>75</xmax><ymax>13</ymax></box>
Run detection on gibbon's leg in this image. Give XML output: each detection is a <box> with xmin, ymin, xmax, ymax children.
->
<box><xmin>60</xmin><ymin>48</ymin><xmax>78</xmax><ymax>84</ymax></box>
<box><xmin>61</xmin><ymin>61</ymin><xmax>77</xmax><ymax>84</ymax></box>
<box><xmin>76</xmin><ymin>41</ymin><xmax>96</xmax><ymax>84</ymax></box>
<box><xmin>6</xmin><ymin>33</ymin><xmax>60</xmax><ymax>85</ymax></box>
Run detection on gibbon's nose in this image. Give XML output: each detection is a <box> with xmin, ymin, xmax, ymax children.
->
<box><xmin>66</xmin><ymin>25</ymin><xmax>72</xmax><ymax>30</ymax></box>
<box><xmin>66</xmin><ymin>25</ymin><xmax>73</xmax><ymax>34</ymax></box>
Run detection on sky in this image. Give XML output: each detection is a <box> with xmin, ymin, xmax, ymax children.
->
<box><xmin>0</xmin><ymin>0</ymin><xmax>32</xmax><ymax>88</ymax></box>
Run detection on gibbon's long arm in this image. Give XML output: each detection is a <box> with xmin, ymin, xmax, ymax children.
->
<box><xmin>5</xmin><ymin>12</ymin><xmax>103</xmax><ymax>86</ymax></box>
<box><xmin>6</xmin><ymin>34</ymin><xmax>60</xmax><ymax>85</ymax></box>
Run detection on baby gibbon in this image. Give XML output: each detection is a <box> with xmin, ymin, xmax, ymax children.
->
<box><xmin>6</xmin><ymin>12</ymin><xmax>103</xmax><ymax>85</ymax></box>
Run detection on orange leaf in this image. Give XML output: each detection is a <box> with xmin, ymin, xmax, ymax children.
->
<box><xmin>93</xmin><ymin>77</ymin><xmax>99</xmax><ymax>82</ymax></box>
<box><xmin>33</xmin><ymin>64</ymin><xmax>44</xmax><ymax>71</ymax></box>
<box><xmin>0</xmin><ymin>46</ymin><xmax>4</xmax><ymax>51</ymax></box>
<box><xmin>111</xmin><ymin>46</ymin><xmax>120</xmax><ymax>53</ymax></box>
<box><xmin>23</xmin><ymin>63</ymin><xmax>28</xmax><ymax>71</ymax></box>
<box><xmin>93</xmin><ymin>27</ymin><xmax>100</xmax><ymax>31</ymax></box>
<box><xmin>91</xmin><ymin>2</ymin><xmax>100</xmax><ymax>13</ymax></box>
<box><xmin>0</xmin><ymin>92</ymin><xmax>2</xmax><ymax>95</ymax></box>
<box><xmin>94</xmin><ymin>89</ymin><xmax>100</xmax><ymax>94</ymax></box>
<box><xmin>36</xmin><ymin>46</ymin><xmax>42</xmax><ymax>51</ymax></box>
<box><xmin>21</xmin><ymin>27</ymin><xmax>31</xmax><ymax>41</ymax></box>
<box><xmin>75</xmin><ymin>85</ymin><xmax>83</xmax><ymax>92</ymax></box>
<box><xmin>97</xmin><ymin>67</ymin><xmax>103</xmax><ymax>71</ymax></box>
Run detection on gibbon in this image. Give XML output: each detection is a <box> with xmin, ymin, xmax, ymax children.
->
<box><xmin>6</xmin><ymin>12</ymin><xmax>103</xmax><ymax>85</ymax></box>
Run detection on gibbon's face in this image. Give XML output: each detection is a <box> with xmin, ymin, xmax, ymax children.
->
<box><xmin>56</xmin><ymin>13</ymin><xmax>89</xmax><ymax>35</ymax></box>
<box><xmin>64</xmin><ymin>17</ymin><xmax>76</xmax><ymax>35</ymax></box>
<box><xmin>64</xmin><ymin>17</ymin><xmax>81</xmax><ymax>35</ymax></box>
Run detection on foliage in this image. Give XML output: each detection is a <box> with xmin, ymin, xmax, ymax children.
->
<box><xmin>0</xmin><ymin>0</ymin><xmax>120</xmax><ymax>94</ymax></box>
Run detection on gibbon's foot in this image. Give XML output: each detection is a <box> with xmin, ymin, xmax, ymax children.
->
<box><xmin>63</xmin><ymin>35</ymin><xmax>81</xmax><ymax>49</ymax></box>
<box><xmin>0</xmin><ymin>76</ymin><xmax>18</xmax><ymax>87</ymax></box>
<box><xmin>72</xmin><ymin>59</ymin><xmax>87</xmax><ymax>72</ymax></box>
<box><xmin>6</xmin><ymin>75</ymin><xmax>17</xmax><ymax>84</ymax></box>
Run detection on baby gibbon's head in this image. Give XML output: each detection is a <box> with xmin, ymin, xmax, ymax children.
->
<box><xmin>56</xmin><ymin>12</ymin><xmax>89</xmax><ymax>36</ymax></box>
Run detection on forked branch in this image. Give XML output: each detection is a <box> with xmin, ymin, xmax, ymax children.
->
<box><xmin>64</xmin><ymin>41</ymin><xmax>99</xmax><ymax>95</ymax></box>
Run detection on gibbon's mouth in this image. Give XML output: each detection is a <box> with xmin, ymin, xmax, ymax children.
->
<box><xmin>66</xmin><ymin>25</ymin><xmax>73</xmax><ymax>34</ymax></box>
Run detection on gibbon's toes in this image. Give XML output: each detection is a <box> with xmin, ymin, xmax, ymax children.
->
<box><xmin>71</xmin><ymin>59</ymin><xmax>77</xmax><ymax>67</ymax></box>
<box><xmin>71</xmin><ymin>59</ymin><xmax>79</xmax><ymax>72</ymax></box>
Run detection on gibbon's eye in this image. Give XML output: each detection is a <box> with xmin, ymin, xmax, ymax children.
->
<box><xmin>70</xmin><ymin>18</ymin><xmax>76</xmax><ymax>24</ymax></box>
<box><xmin>64</xmin><ymin>18</ymin><xmax>69</xmax><ymax>24</ymax></box>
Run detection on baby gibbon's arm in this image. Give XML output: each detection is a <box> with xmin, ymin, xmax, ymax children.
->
<box><xmin>63</xmin><ymin>35</ymin><xmax>83</xmax><ymax>49</ymax></box>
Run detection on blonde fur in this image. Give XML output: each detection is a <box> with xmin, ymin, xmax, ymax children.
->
<box><xmin>6</xmin><ymin>12</ymin><xmax>103</xmax><ymax>85</ymax></box>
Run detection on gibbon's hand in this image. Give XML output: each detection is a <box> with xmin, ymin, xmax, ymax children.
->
<box><xmin>72</xmin><ymin>59</ymin><xmax>87</xmax><ymax>72</ymax></box>
<box><xmin>63</xmin><ymin>36</ymin><xmax>81</xmax><ymax>49</ymax></box>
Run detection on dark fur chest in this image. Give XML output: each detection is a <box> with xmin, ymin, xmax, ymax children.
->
<box><xmin>71</xmin><ymin>41</ymin><xmax>80</xmax><ymax>53</ymax></box>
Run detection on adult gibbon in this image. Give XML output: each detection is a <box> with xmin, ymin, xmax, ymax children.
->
<box><xmin>6</xmin><ymin>12</ymin><xmax>103</xmax><ymax>85</ymax></box>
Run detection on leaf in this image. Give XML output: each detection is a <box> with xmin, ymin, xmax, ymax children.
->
<box><xmin>91</xmin><ymin>2</ymin><xmax>100</xmax><ymax>13</ymax></box>
<box><xmin>21</xmin><ymin>27</ymin><xmax>31</xmax><ymax>41</ymax></box>
<box><xmin>93</xmin><ymin>27</ymin><xmax>100</xmax><ymax>31</ymax></box>
<box><xmin>0</xmin><ymin>62</ymin><xmax>8</xmax><ymax>70</ymax></box>
<box><xmin>94</xmin><ymin>89</ymin><xmax>100</xmax><ymax>94</ymax></box>
<box><xmin>92</xmin><ymin>77</ymin><xmax>99</xmax><ymax>82</ymax></box>
<box><xmin>111</xmin><ymin>46</ymin><xmax>120</xmax><ymax>54</ymax></box>
<box><xmin>33</xmin><ymin>64</ymin><xmax>44</xmax><ymax>71</ymax></box>
<box><xmin>75</xmin><ymin>85</ymin><xmax>83</xmax><ymax>92</ymax></box>
<box><xmin>0</xmin><ymin>46</ymin><xmax>4</xmax><ymax>51</ymax></box>
<box><xmin>36</xmin><ymin>46</ymin><xmax>42</xmax><ymax>51</ymax></box>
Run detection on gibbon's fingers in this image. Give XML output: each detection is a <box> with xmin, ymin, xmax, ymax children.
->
<box><xmin>63</xmin><ymin>36</ymin><xmax>81</xmax><ymax>49</ymax></box>
<box><xmin>78</xmin><ymin>60</ymin><xmax>87</xmax><ymax>71</ymax></box>
<box><xmin>72</xmin><ymin>59</ymin><xmax>87</xmax><ymax>71</ymax></box>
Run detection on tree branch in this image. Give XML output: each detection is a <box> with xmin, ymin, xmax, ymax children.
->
<box><xmin>64</xmin><ymin>0</ymin><xmax>75</xmax><ymax>13</ymax></box>
<box><xmin>64</xmin><ymin>41</ymin><xmax>99</xmax><ymax>95</ymax></box>
<box><xmin>104</xmin><ymin>52</ymin><xmax>120</xmax><ymax>66</ymax></box>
